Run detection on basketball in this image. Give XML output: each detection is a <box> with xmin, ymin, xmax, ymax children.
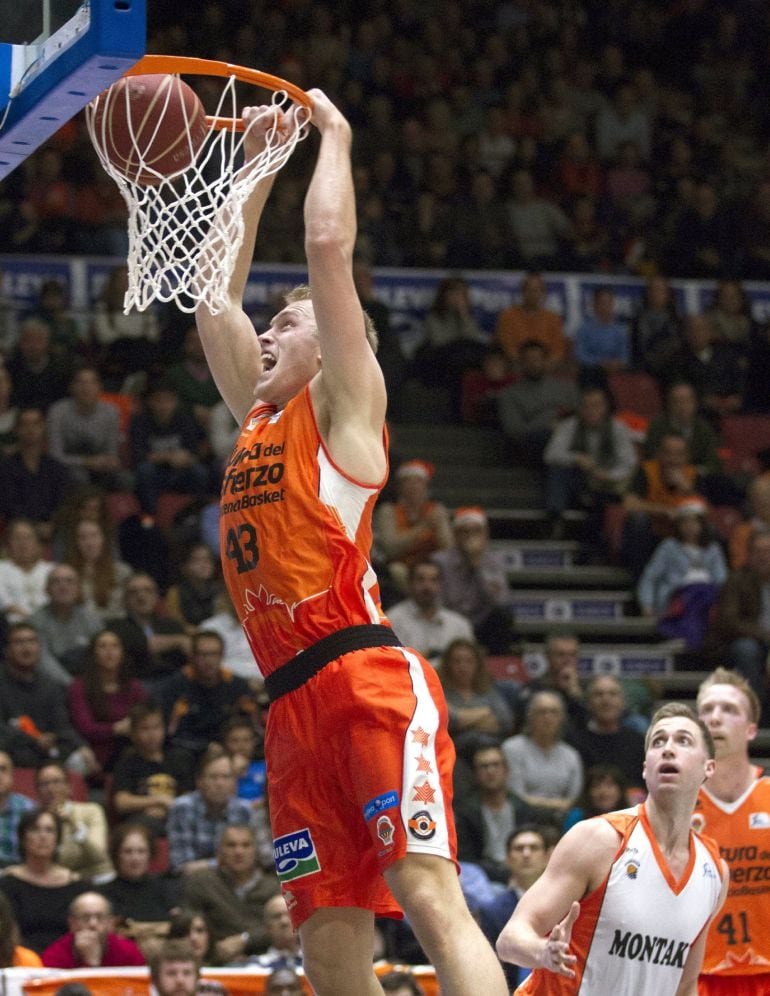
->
<box><xmin>91</xmin><ymin>74</ymin><xmax>209</xmax><ymax>185</ymax></box>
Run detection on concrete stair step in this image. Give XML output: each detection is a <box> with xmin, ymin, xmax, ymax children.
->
<box><xmin>512</xmin><ymin>617</ymin><xmax>659</xmax><ymax>640</ymax></box>
<box><xmin>435</xmin><ymin>484</ymin><xmax>544</xmax><ymax>510</ymax></box>
<box><xmin>391</xmin><ymin>421</ymin><xmax>511</xmax><ymax>466</ymax></box>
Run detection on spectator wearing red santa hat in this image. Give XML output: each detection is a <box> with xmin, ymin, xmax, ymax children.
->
<box><xmin>374</xmin><ymin>459</ymin><xmax>453</xmax><ymax>594</ymax></box>
<box><xmin>432</xmin><ymin>507</ymin><xmax>517</xmax><ymax>654</ymax></box>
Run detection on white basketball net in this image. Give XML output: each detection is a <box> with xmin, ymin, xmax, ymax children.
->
<box><xmin>85</xmin><ymin>74</ymin><xmax>310</xmax><ymax>315</ymax></box>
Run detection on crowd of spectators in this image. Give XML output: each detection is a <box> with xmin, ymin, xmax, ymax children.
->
<box><xmin>0</xmin><ymin>258</ymin><xmax>769</xmax><ymax>982</ymax></box>
<box><xmin>4</xmin><ymin>1</ymin><xmax>770</xmax><ymax>278</ymax></box>
<box><xmin>1</xmin><ymin>0</ymin><xmax>770</xmax><ymax>990</ymax></box>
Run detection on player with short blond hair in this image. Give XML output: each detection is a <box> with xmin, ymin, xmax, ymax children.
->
<box><xmin>195</xmin><ymin>93</ymin><xmax>507</xmax><ymax>996</ymax></box>
<box><xmin>696</xmin><ymin>668</ymin><xmax>770</xmax><ymax>995</ymax></box>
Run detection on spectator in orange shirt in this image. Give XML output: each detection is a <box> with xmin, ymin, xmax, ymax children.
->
<box><xmin>374</xmin><ymin>459</ymin><xmax>453</xmax><ymax>594</ymax></box>
<box><xmin>621</xmin><ymin>431</ymin><xmax>703</xmax><ymax>578</ymax></box>
<box><xmin>494</xmin><ymin>272</ymin><xmax>567</xmax><ymax>370</ymax></box>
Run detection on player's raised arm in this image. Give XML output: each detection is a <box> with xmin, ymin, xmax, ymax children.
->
<box><xmin>496</xmin><ymin>819</ymin><xmax>617</xmax><ymax>975</ymax></box>
<box><xmin>303</xmin><ymin>89</ymin><xmax>386</xmax><ymax>432</ymax></box>
<box><xmin>195</xmin><ymin>106</ymin><xmax>286</xmax><ymax>424</ymax></box>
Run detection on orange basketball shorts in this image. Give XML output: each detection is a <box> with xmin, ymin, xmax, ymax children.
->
<box><xmin>699</xmin><ymin>975</ymin><xmax>770</xmax><ymax>996</ymax></box>
<box><xmin>264</xmin><ymin>643</ymin><xmax>457</xmax><ymax>929</ymax></box>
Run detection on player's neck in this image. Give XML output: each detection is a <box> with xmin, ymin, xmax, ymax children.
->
<box><xmin>644</xmin><ymin>796</ymin><xmax>694</xmax><ymax>857</ymax></box>
<box><xmin>704</xmin><ymin>753</ymin><xmax>755</xmax><ymax>803</ymax></box>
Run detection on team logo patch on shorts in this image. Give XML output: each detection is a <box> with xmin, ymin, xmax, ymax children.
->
<box><xmin>376</xmin><ymin>815</ymin><xmax>396</xmax><ymax>848</ymax></box>
<box><xmin>273</xmin><ymin>828</ymin><xmax>322</xmax><ymax>883</ymax></box>
<box><xmin>363</xmin><ymin>790</ymin><xmax>400</xmax><ymax>822</ymax></box>
<box><xmin>408</xmin><ymin>810</ymin><xmax>436</xmax><ymax>840</ymax></box>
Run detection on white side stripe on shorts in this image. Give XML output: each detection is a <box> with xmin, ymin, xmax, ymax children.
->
<box><xmin>399</xmin><ymin>647</ymin><xmax>451</xmax><ymax>859</ymax></box>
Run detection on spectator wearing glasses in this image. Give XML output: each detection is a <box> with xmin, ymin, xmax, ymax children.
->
<box><xmin>107</xmin><ymin>573</ymin><xmax>191</xmax><ymax>689</ymax></box>
<box><xmin>454</xmin><ymin>743</ymin><xmax>536</xmax><ymax>885</ymax></box>
<box><xmin>41</xmin><ymin>891</ymin><xmax>145</xmax><ymax>968</ymax></box>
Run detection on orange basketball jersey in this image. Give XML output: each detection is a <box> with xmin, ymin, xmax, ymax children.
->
<box><xmin>694</xmin><ymin>774</ymin><xmax>770</xmax><ymax>977</ymax></box>
<box><xmin>220</xmin><ymin>387</ymin><xmax>389</xmax><ymax>677</ymax></box>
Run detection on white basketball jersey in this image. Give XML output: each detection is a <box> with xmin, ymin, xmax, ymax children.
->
<box><xmin>517</xmin><ymin>806</ymin><xmax>723</xmax><ymax>995</ymax></box>
<box><xmin>578</xmin><ymin>811</ymin><xmax>722</xmax><ymax>994</ymax></box>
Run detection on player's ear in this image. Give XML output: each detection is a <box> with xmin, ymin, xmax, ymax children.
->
<box><xmin>703</xmin><ymin>757</ymin><xmax>715</xmax><ymax>782</ymax></box>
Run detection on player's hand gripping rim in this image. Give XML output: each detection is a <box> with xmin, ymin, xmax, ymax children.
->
<box><xmin>540</xmin><ymin>901</ymin><xmax>580</xmax><ymax>978</ymax></box>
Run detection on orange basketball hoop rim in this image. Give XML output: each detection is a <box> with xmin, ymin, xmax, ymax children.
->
<box><xmin>124</xmin><ymin>54</ymin><xmax>314</xmax><ymax>131</ymax></box>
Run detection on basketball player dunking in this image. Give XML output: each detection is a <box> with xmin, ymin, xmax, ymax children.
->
<box><xmin>195</xmin><ymin>92</ymin><xmax>508</xmax><ymax>996</ymax></box>
<box><xmin>497</xmin><ymin>703</ymin><xmax>728</xmax><ymax>995</ymax></box>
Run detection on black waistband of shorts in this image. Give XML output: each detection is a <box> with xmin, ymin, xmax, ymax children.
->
<box><xmin>265</xmin><ymin>624</ymin><xmax>402</xmax><ymax>702</ymax></box>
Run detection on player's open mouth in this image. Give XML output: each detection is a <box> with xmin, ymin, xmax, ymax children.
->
<box><xmin>659</xmin><ymin>764</ymin><xmax>678</xmax><ymax>774</ymax></box>
<box><xmin>262</xmin><ymin>354</ymin><xmax>277</xmax><ymax>371</ymax></box>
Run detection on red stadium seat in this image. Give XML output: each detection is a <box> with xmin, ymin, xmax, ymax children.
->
<box><xmin>108</xmin><ymin>491</ymin><xmax>141</xmax><ymax>525</ymax></box>
<box><xmin>154</xmin><ymin>492</ymin><xmax>197</xmax><ymax>532</ymax></box>
<box><xmin>13</xmin><ymin>767</ymin><xmax>88</xmax><ymax>802</ymax></box>
<box><xmin>719</xmin><ymin>414</ymin><xmax>770</xmax><ymax>473</ymax></box>
<box><xmin>148</xmin><ymin>834</ymin><xmax>170</xmax><ymax>874</ymax></box>
<box><xmin>608</xmin><ymin>372</ymin><xmax>662</xmax><ymax>420</ymax></box>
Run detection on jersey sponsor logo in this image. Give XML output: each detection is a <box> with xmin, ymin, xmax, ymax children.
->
<box><xmin>608</xmin><ymin>929</ymin><xmax>689</xmax><ymax>968</ymax></box>
<box><xmin>221</xmin><ymin>488</ymin><xmax>286</xmax><ymax>514</ymax></box>
<box><xmin>702</xmin><ymin>861</ymin><xmax>716</xmax><ymax>878</ymax></box>
<box><xmin>273</xmin><ymin>828</ymin><xmax>322</xmax><ymax>883</ymax></box>
<box><xmin>226</xmin><ymin>439</ymin><xmax>285</xmax><ymax>467</ymax></box>
<box><xmin>721</xmin><ymin>845</ymin><xmax>759</xmax><ymax>861</ymax></box>
<box><xmin>363</xmin><ymin>790</ymin><xmax>399</xmax><ymax>822</ymax></box>
<box><xmin>749</xmin><ymin>811</ymin><xmax>770</xmax><ymax>829</ymax></box>
<box><xmin>408</xmin><ymin>810</ymin><xmax>436</xmax><ymax>840</ymax></box>
<box><xmin>222</xmin><ymin>461</ymin><xmax>285</xmax><ymax>496</ymax></box>
<box><xmin>729</xmin><ymin>864</ymin><xmax>770</xmax><ymax>883</ymax></box>
<box><xmin>376</xmin><ymin>815</ymin><xmax>396</xmax><ymax>848</ymax></box>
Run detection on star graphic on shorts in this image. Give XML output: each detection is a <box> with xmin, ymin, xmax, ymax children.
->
<box><xmin>412</xmin><ymin>727</ymin><xmax>430</xmax><ymax>746</ymax></box>
<box><xmin>413</xmin><ymin>781</ymin><xmax>436</xmax><ymax>804</ymax></box>
<box><xmin>416</xmin><ymin>756</ymin><xmax>433</xmax><ymax>774</ymax></box>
